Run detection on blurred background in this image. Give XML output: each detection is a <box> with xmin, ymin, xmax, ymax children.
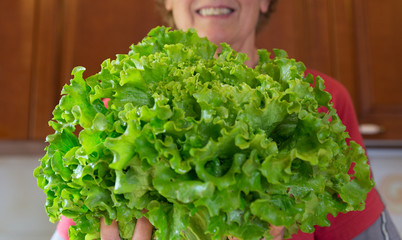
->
<box><xmin>0</xmin><ymin>0</ymin><xmax>401</xmax><ymax>239</ymax></box>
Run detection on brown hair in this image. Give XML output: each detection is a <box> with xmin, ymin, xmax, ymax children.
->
<box><xmin>154</xmin><ymin>0</ymin><xmax>279</xmax><ymax>32</ymax></box>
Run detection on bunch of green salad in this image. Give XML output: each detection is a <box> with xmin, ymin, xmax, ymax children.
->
<box><xmin>34</xmin><ymin>26</ymin><xmax>373</xmax><ymax>240</ymax></box>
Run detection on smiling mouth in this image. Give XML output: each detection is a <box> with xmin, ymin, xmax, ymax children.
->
<box><xmin>196</xmin><ymin>7</ymin><xmax>235</xmax><ymax>16</ymax></box>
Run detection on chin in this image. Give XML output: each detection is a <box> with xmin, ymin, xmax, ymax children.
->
<box><xmin>197</xmin><ymin>29</ymin><xmax>232</xmax><ymax>46</ymax></box>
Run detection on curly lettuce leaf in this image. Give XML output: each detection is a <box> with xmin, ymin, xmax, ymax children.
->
<box><xmin>34</xmin><ymin>26</ymin><xmax>374</xmax><ymax>240</ymax></box>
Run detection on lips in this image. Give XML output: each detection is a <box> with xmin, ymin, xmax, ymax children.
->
<box><xmin>196</xmin><ymin>7</ymin><xmax>235</xmax><ymax>16</ymax></box>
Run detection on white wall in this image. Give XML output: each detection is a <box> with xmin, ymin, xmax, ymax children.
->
<box><xmin>368</xmin><ymin>148</ymin><xmax>402</xmax><ymax>236</ymax></box>
<box><xmin>0</xmin><ymin>155</ymin><xmax>55</xmax><ymax>240</ymax></box>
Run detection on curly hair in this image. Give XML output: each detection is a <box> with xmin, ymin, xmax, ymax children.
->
<box><xmin>154</xmin><ymin>0</ymin><xmax>279</xmax><ymax>32</ymax></box>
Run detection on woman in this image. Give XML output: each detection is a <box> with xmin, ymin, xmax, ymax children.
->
<box><xmin>53</xmin><ymin>0</ymin><xmax>400</xmax><ymax>239</ymax></box>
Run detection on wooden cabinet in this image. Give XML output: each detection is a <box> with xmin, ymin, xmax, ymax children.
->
<box><xmin>1</xmin><ymin>0</ymin><xmax>401</xmax><ymax>144</ymax></box>
<box><xmin>30</xmin><ymin>0</ymin><xmax>163</xmax><ymax>139</ymax></box>
<box><xmin>353</xmin><ymin>0</ymin><xmax>402</xmax><ymax>142</ymax></box>
<box><xmin>256</xmin><ymin>0</ymin><xmax>402</xmax><ymax>143</ymax></box>
<box><xmin>0</xmin><ymin>0</ymin><xmax>163</xmax><ymax>140</ymax></box>
<box><xmin>0</xmin><ymin>0</ymin><xmax>35</xmax><ymax>139</ymax></box>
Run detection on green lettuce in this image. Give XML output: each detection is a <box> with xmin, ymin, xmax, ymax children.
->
<box><xmin>34</xmin><ymin>26</ymin><xmax>373</xmax><ymax>240</ymax></box>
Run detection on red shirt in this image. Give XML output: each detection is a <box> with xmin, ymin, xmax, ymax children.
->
<box><xmin>292</xmin><ymin>69</ymin><xmax>384</xmax><ymax>240</ymax></box>
<box><xmin>56</xmin><ymin>69</ymin><xmax>384</xmax><ymax>240</ymax></box>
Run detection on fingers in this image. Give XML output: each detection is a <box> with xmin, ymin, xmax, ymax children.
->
<box><xmin>132</xmin><ymin>216</ymin><xmax>153</xmax><ymax>240</ymax></box>
<box><xmin>100</xmin><ymin>217</ymin><xmax>120</xmax><ymax>240</ymax></box>
<box><xmin>270</xmin><ymin>225</ymin><xmax>285</xmax><ymax>240</ymax></box>
<box><xmin>100</xmin><ymin>214</ymin><xmax>153</xmax><ymax>240</ymax></box>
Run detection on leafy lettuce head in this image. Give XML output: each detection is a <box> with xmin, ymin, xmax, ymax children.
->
<box><xmin>34</xmin><ymin>26</ymin><xmax>373</xmax><ymax>240</ymax></box>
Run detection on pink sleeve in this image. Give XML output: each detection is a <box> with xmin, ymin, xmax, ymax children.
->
<box><xmin>103</xmin><ymin>98</ymin><xmax>110</xmax><ymax>108</ymax></box>
<box><xmin>56</xmin><ymin>216</ymin><xmax>75</xmax><ymax>240</ymax></box>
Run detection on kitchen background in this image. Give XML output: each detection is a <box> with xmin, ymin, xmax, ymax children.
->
<box><xmin>1</xmin><ymin>0</ymin><xmax>401</xmax><ymax>239</ymax></box>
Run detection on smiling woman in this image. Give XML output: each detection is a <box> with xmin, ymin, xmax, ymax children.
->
<box><xmin>157</xmin><ymin>0</ymin><xmax>277</xmax><ymax>67</ymax></box>
<box><xmin>155</xmin><ymin>0</ymin><xmax>278</xmax><ymax>31</ymax></box>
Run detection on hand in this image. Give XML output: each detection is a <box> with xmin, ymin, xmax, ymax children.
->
<box><xmin>100</xmin><ymin>216</ymin><xmax>153</xmax><ymax>240</ymax></box>
<box><xmin>228</xmin><ymin>225</ymin><xmax>284</xmax><ymax>240</ymax></box>
<box><xmin>100</xmin><ymin>217</ymin><xmax>283</xmax><ymax>240</ymax></box>
<box><xmin>269</xmin><ymin>225</ymin><xmax>285</xmax><ymax>240</ymax></box>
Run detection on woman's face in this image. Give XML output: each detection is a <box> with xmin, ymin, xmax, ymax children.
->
<box><xmin>165</xmin><ymin>0</ymin><xmax>270</xmax><ymax>50</ymax></box>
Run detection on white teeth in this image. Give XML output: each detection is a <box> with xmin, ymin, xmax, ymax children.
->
<box><xmin>198</xmin><ymin>8</ymin><xmax>233</xmax><ymax>16</ymax></box>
